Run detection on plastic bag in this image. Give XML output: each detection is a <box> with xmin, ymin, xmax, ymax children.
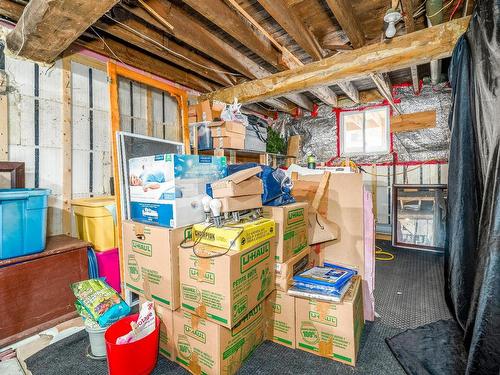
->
<box><xmin>71</xmin><ymin>279</ymin><xmax>130</xmax><ymax>328</ymax></box>
<box><xmin>116</xmin><ymin>301</ymin><xmax>156</xmax><ymax>344</ymax></box>
<box><xmin>220</xmin><ymin>99</ymin><xmax>249</xmax><ymax>126</ymax></box>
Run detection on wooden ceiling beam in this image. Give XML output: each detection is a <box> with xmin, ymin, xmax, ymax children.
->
<box><xmin>256</xmin><ymin>0</ymin><xmax>324</xmax><ymax>60</ymax></box>
<box><xmin>128</xmin><ymin>1</ymin><xmax>312</xmax><ymax>112</ymax></box>
<box><xmin>285</xmin><ymin>93</ymin><xmax>315</xmax><ymax>112</ymax></box>
<box><xmin>241</xmin><ymin>104</ymin><xmax>273</xmax><ymax>118</ymax></box>
<box><xmin>337</xmin><ymin>81</ymin><xmax>359</xmax><ymax>103</ymax></box>
<box><xmin>263</xmin><ymin>98</ymin><xmax>295</xmax><ymax>114</ymax></box>
<box><xmin>94</xmin><ymin>17</ymin><xmax>236</xmax><ymax>87</ymax></box>
<box><xmin>127</xmin><ymin>0</ymin><xmax>269</xmax><ymax>80</ymax></box>
<box><xmin>204</xmin><ymin>17</ymin><xmax>470</xmax><ymax>104</ymax></box>
<box><xmin>76</xmin><ymin>37</ymin><xmax>218</xmax><ymax>93</ymax></box>
<box><xmin>181</xmin><ymin>0</ymin><xmax>280</xmax><ymax>68</ymax></box>
<box><xmin>6</xmin><ymin>0</ymin><xmax>118</xmax><ymax>63</ymax></box>
<box><xmin>324</xmin><ymin>0</ymin><xmax>365</xmax><ymax>49</ymax></box>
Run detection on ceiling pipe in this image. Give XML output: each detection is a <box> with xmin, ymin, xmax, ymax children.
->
<box><xmin>426</xmin><ymin>0</ymin><xmax>443</xmax><ymax>85</ymax></box>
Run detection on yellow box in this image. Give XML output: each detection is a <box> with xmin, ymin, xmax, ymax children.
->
<box><xmin>71</xmin><ymin>196</ymin><xmax>117</xmax><ymax>250</ymax></box>
<box><xmin>192</xmin><ymin>218</ymin><xmax>275</xmax><ymax>252</ymax></box>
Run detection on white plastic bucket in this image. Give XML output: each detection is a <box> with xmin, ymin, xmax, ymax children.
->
<box><xmin>86</xmin><ymin>325</ymin><xmax>108</xmax><ymax>358</ymax></box>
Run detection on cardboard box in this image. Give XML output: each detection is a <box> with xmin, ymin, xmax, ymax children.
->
<box><xmin>275</xmin><ymin>247</ymin><xmax>311</xmax><ymax>292</ymax></box>
<box><xmin>308</xmin><ymin>213</ymin><xmax>339</xmax><ymax>245</ymax></box>
<box><xmin>212</xmin><ymin>176</ymin><xmax>263</xmax><ymax>198</ymax></box>
<box><xmin>128</xmin><ymin>154</ymin><xmax>227</xmax><ymax>227</ymax></box>
<box><xmin>265</xmin><ymin>290</ymin><xmax>296</xmax><ymax>349</ymax></box>
<box><xmin>212</xmin><ymin>135</ymin><xmax>245</xmax><ymax>150</ymax></box>
<box><xmin>263</xmin><ymin>203</ymin><xmax>309</xmax><ymax>262</ymax></box>
<box><xmin>139</xmin><ymin>297</ymin><xmax>175</xmax><ymax>360</ymax></box>
<box><xmin>219</xmin><ymin>194</ymin><xmax>262</xmax><ymax>213</ymax></box>
<box><xmin>209</xmin><ymin>121</ymin><xmax>246</xmax><ymax>135</ymax></box>
<box><xmin>196</xmin><ymin>100</ymin><xmax>213</xmax><ymax>122</ymax></box>
<box><xmin>173</xmin><ymin>303</ymin><xmax>265</xmax><ymax>375</ymax></box>
<box><xmin>211</xmin><ymin>166</ymin><xmax>262</xmax><ymax>198</ymax></box>
<box><xmin>192</xmin><ymin>218</ymin><xmax>275</xmax><ymax>252</ymax></box>
<box><xmin>294</xmin><ymin>173</ymin><xmax>375</xmax><ymax>321</ymax></box>
<box><xmin>122</xmin><ymin>220</ymin><xmax>192</xmax><ymax>309</ymax></box>
<box><xmin>179</xmin><ymin>239</ymin><xmax>276</xmax><ymax>328</ymax></box>
<box><xmin>295</xmin><ymin>276</ymin><xmax>364</xmax><ymax>366</ymax></box>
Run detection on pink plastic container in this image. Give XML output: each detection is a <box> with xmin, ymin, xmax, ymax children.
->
<box><xmin>96</xmin><ymin>248</ymin><xmax>121</xmax><ymax>293</ymax></box>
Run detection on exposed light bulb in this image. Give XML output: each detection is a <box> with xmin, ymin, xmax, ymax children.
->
<box><xmin>210</xmin><ymin>199</ymin><xmax>222</xmax><ymax>217</ymax></box>
<box><xmin>385</xmin><ymin>22</ymin><xmax>397</xmax><ymax>38</ymax></box>
<box><xmin>383</xmin><ymin>9</ymin><xmax>402</xmax><ymax>39</ymax></box>
<box><xmin>201</xmin><ymin>195</ymin><xmax>212</xmax><ymax>213</ymax></box>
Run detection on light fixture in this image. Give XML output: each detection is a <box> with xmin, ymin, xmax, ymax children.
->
<box><xmin>384</xmin><ymin>8</ymin><xmax>402</xmax><ymax>38</ymax></box>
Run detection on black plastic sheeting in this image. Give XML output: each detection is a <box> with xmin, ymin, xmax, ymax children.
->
<box><xmin>446</xmin><ymin>1</ymin><xmax>500</xmax><ymax>373</ymax></box>
<box><xmin>386</xmin><ymin>320</ymin><xmax>468</xmax><ymax>375</ymax></box>
<box><xmin>387</xmin><ymin>2</ymin><xmax>500</xmax><ymax>374</ymax></box>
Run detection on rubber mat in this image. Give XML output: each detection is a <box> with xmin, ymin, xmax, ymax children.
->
<box><xmin>26</xmin><ymin>241</ymin><xmax>450</xmax><ymax>375</ymax></box>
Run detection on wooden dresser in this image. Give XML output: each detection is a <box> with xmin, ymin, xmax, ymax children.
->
<box><xmin>0</xmin><ymin>235</ymin><xmax>89</xmax><ymax>347</ymax></box>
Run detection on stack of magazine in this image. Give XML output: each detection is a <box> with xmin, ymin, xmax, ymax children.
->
<box><xmin>287</xmin><ymin>263</ymin><xmax>357</xmax><ymax>302</ymax></box>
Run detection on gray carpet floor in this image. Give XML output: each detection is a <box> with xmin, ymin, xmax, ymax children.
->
<box><xmin>26</xmin><ymin>241</ymin><xmax>452</xmax><ymax>374</ymax></box>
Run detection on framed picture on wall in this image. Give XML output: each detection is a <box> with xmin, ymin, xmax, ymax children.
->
<box><xmin>392</xmin><ymin>184</ymin><xmax>447</xmax><ymax>252</ymax></box>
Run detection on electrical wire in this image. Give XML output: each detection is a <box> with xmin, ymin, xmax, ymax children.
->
<box><xmin>427</xmin><ymin>0</ymin><xmax>457</xmax><ymax>19</ymax></box>
<box><xmin>449</xmin><ymin>0</ymin><xmax>463</xmax><ymax>20</ymax></box>
<box><xmin>89</xmin><ymin>26</ymin><xmax>125</xmax><ymax>65</ymax></box>
<box><xmin>103</xmin><ymin>14</ymin><xmax>242</xmax><ymax>77</ymax></box>
<box><xmin>375</xmin><ymin>245</ymin><xmax>395</xmax><ymax>261</ymax></box>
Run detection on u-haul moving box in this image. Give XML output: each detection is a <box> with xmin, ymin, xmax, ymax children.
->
<box><xmin>265</xmin><ymin>290</ymin><xmax>296</xmax><ymax>349</ymax></box>
<box><xmin>179</xmin><ymin>239</ymin><xmax>276</xmax><ymax>328</ymax></box>
<box><xmin>122</xmin><ymin>220</ymin><xmax>192</xmax><ymax>310</ymax></box>
<box><xmin>173</xmin><ymin>303</ymin><xmax>265</xmax><ymax>375</ymax></box>
<box><xmin>263</xmin><ymin>202</ymin><xmax>309</xmax><ymax>262</ymax></box>
<box><xmin>295</xmin><ymin>276</ymin><xmax>364</xmax><ymax>366</ymax></box>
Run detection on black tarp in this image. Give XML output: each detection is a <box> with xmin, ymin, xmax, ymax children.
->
<box><xmin>446</xmin><ymin>1</ymin><xmax>500</xmax><ymax>373</ymax></box>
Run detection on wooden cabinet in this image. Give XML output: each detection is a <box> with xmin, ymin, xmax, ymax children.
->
<box><xmin>0</xmin><ymin>235</ymin><xmax>89</xmax><ymax>347</ymax></box>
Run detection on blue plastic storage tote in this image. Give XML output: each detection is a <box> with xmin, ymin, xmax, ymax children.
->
<box><xmin>0</xmin><ymin>188</ymin><xmax>50</xmax><ymax>260</ymax></box>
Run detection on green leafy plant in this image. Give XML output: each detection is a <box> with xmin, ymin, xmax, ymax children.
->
<box><xmin>266</xmin><ymin>127</ymin><xmax>287</xmax><ymax>154</ymax></box>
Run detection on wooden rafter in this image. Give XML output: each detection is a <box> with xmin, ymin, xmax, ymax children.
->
<box><xmin>181</xmin><ymin>0</ymin><xmax>279</xmax><ymax>68</ymax></box>
<box><xmin>257</xmin><ymin>0</ymin><xmax>324</xmax><ymax>60</ymax></box>
<box><xmin>337</xmin><ymin>81</ymin><xmax>359</xmax><ymax>103</ymax></box>
<box><xmin>204</xmin><ymin>17</ymin><xmax>470</xmax><ymax>105</ymax></box>
<box><xmin>324</xmin><ymin>0</ymin><xmax>365</xmax><ymax>49</ymax></box>
<box><xmin>94</xmin><ymin>17</ymin><xmax>235</xmax><ymax>86</ymax></box>
<box><xmin>370</xmin><ymin>73</ymin><xmax>400</xmax><ymax>114</ymax></box>
<box><xmin>127</xmin><ymin>1</ymin><xmax>313</xmax><ymax>112</ymax></box>
<box><xmin>263</xmin><ymin>99</ymin><xmax>295</xmax><ymax>114</ymax></box>
<box><xmin>6</xmin><ymin>0</ymin><xmax>118</xmax><ymax>63</ymax></box>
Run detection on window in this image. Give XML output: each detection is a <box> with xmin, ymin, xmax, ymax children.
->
<box><xmin>340</xmin><ymin>106</ymin><xmax>390</xmax><ymax>155</ymax></box>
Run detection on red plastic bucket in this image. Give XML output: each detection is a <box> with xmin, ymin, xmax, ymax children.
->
<box><xmin>104</xmin><ymin>313</ymin><xmax>160</xmax><ymax>375</ymax></box>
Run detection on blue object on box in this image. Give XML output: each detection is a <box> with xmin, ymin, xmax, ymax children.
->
<box><xmin>227</xmin><ymin>163</ymin><xmax>295</xmax><ymax>206</ymax></box>
<box><xmin>0</xmin><ymin>188</ymin><xmax>50</xmax><ymax>260</ymax></box>
<box><xmin>196</xmin><ymin>122</ymin><xmax>213</xmax><ymax>151</ymax></box>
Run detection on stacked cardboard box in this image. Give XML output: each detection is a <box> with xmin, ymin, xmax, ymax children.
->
<box><xmin>211</xmin><ymin>166</ymin><xmax>263</xmax><ymax>213</ymax></box>
<box><xmin>173</xmin><ymin>169</ymin><xmax>275</xmax><ymax>374</ymax></box>
<box><xmin>209</xmin><ymin>121</ymin><xmax>246</xmax><ymax>150</ymax></box>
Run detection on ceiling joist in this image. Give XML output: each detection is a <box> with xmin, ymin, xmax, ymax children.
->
<box><xmin>324</xmin><ymin>0</ymin><xmax>365</xmax><ymax>49</ymax></box>
<box><xmin>6</xmin><ymin>0</ymin><xmax>118</xmax><ymax>63</ymax></box>
<box><xmin>370</xmin><ymin>73</ymin><xmax>400</xmax><ymax>114</ymax></box>
<box><xmin>203</xmin><ymin>17</ymin><xmax>470</xmax><ymax>105</ymax></box>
